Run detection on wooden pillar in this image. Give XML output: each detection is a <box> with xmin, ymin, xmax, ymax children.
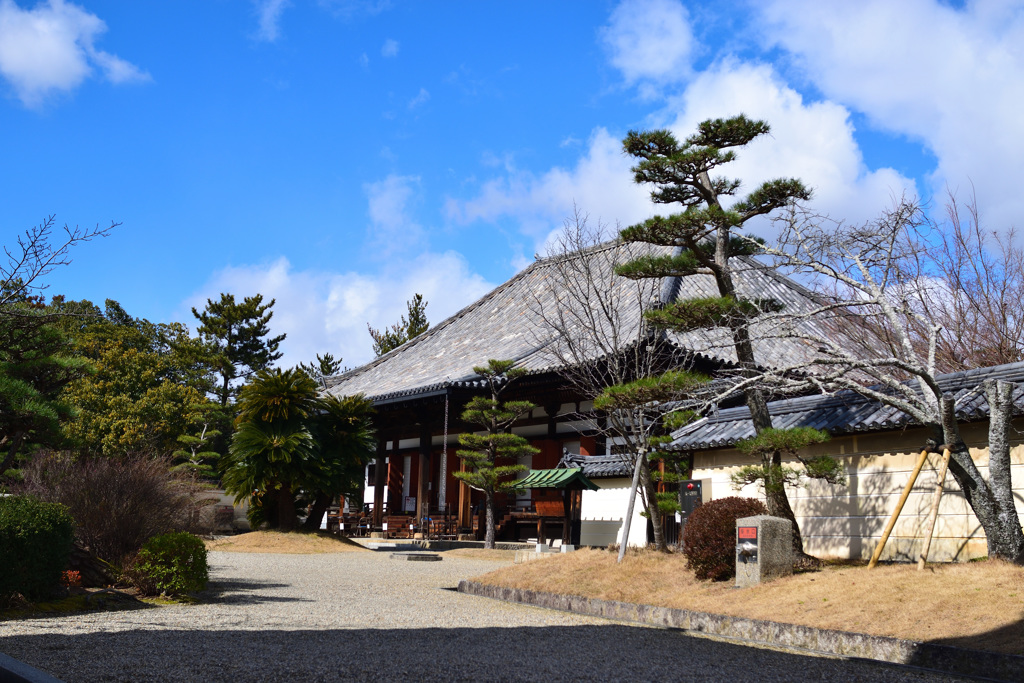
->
<box><xmin>416</xmin><ymin>421</ymin><xmax>431</xmax><ymax>525</ymax></box>
<box><xmin>458</xmin><ymin>460</ymin><xmax>471</xmax><ymax>530</ymax></box>
<box><xmin>372</xmin><ymin>440</ymin><xmax>386</xmax><ymax>526</ymax></box>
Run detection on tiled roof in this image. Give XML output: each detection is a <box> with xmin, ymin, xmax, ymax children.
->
<box><xmin>518</xmin><ymin>468</ymin><xmax>599</xmax><ymax>490</ymax></box>
<box><xmin>559</xmin><ymin>453</ymin><xmax>633</xmax><ymax>479</ymax></box>
<box><xmin>670</xmin><ymin>361</ymin><xmax>1024</xmax><ymax>450</ymax></box>
<box><xmin>325</xmin><ymin>241</ymin><xmax>829</xmax><ymax>403</ymax></box>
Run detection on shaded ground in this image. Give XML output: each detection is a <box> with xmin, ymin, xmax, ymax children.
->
<box><xmin>475</xmin><ymin>548</ymin><xmax>1024</xmax><ymax>655</ymax></box>
<box><xmin>0</xmin><ymin>550</ymin><xmax>961</xmax><ymax>682</ymax></box>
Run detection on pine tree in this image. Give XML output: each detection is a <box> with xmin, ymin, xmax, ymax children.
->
<box><xmin>615</xmin><ymin>115</ymin><xmax>836</xmax><ymax>557</ymax></box>
<box><xmin>297</xmin><ymin>353</ymin><xmax>346</xmax><ymax>387</ymax></box>
<box><xmin>368</xmin><ymin>293</ymin><xmax>429</xmax><ymax>357</ymax></box>
<box><xmin>192</xmin><ymin>293</ymin><xmax>285</xmax><ymax>406</ymax></box>
<box><xmin>453</xmin><ymin>360</ymin><xmax>538</xmax><ymax>549</ymax></box>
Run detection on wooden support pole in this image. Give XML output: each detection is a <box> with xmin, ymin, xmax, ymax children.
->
<box><xmin>917</xmin><ymin>448</ymin><xmax>952</xmax><ymax>570</ymax></box>
<box><xmin>868</xmin><ymin>448</ymin><xmax>930</xmax><ymax>569</ymax></box>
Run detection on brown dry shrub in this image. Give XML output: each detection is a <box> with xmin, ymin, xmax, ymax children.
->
<box><xmin>682</xmin><ymin>496</ymin><xmax>768</xmax><ymax>581</ymax></box>
<box><xmin>20</xmin><ymin>451</ymin><xmax>213</xmax><ymax>569</ymax></box>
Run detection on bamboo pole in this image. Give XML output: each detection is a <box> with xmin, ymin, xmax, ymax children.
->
<box><xmin>917</xmin><ymin>448</ymin><xmax>952</xmax><ymax>570</ymax></box>
<box><xmin>868</xmin><ymin>448</ymin><xmax>930</xmax><ymax>569</ymax></box>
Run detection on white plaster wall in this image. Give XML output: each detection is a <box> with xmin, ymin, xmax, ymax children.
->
<box><xmin>691</xmin><ymin>423</ymin><xmax>1024</xmax><ymax>561</ymax></box>
<box><xmin>580</xmin><ymin>477</ymin><xmax>648</xmax><ymax>547</ymax></box>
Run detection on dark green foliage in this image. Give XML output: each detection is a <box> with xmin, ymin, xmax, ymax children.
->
<box><xmin>732</xmin><ymin>178</ymin><xmax>812</xmax><ymax>217</ymax></box>
<box><xmin>682</xmin><ymin>496</ymin><xmax>768</xmax><ymax>581</ymax></box>
<box><xmin>0</xmin><ymin>495</ymin><xmax>74</xmax><ymax>602</ymax></box>
<box><xmin>192</xmin><ymin>293</ymin><xmax>285</xmax><ymax>406</ymax></box>
<box><xmin>368</xmin><ymin>293</ymin><xmax>429</xmax><ymax>357</ymax></box>
<box><xmin>127</xmin><ymin>531</ymin><xmax>208</xmax><ymax>596</ymax></box>
<box><xmin>594</xmin><ymin>370</ymin><xmax>708</xmax><ymax>412</ymax></box>
<box><xmin>615</xmin><ymin>252</ymin><xmax>705</xmax><ymax>280</ymax></box>
<box><xmin>55</xmin><ymin>298</ymin><xmax>224</xmax><ymax>460</ymax></box>
<box><xmin>297</xmin><ymin>353</ymin><xmax>347</xmax><ymax>385</ymax></box>
<box><xmin>0</xmin><ymin>299</ymin><xmax>92</xmax><ymax>477</ymax></box>
<box><xmin>737</xmin><ymin>427</ymin><xmax>830</xmax><ymax>456</ymax></box>
<box><xmin>616</xmin><ymin>115</ymin><xmax>819</xmax><ymax>555</ymax></box>
<box><xmin>732</xmin><ymin>428</ymin><xmax>845</xmax><ymax>492</ymax></box>
<box><xmin>454</xmin><ymin>359</ymin><xmax>538</xmax><ymax>549</ymax></box>
<box><xmin>644</xmin><ymin>296</ymin><xmax>784</xmax><ymax>331</ymax></box>
<box><xmin>221</xmin><ymin>368</ymin><xmax>376</xmax><ymax>531</ymax></box>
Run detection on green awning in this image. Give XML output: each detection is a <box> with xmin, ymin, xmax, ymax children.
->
<box><xmin>517</xmin><ymin>468</ymin><xmax>598</xmax><ymax>491</ymax></box>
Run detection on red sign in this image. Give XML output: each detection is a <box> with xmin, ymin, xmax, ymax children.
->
<box><xmin>738</xmin><ymin>527</ymin><xmax>758</xmax><ymax>540</ymax></box>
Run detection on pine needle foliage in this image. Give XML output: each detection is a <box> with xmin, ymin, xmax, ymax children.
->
<box><xmin>453</xmin><ymin>359</ymin><xmax>539</xmax><ymax>549</ymax></box>
<box><xmin>616</xmin><ymin>114</ymin><xmax>827</xmax><ymax>556</ymax></box>
<box><xmin>732</xmin><ymin>427</ymin><xmax>845</xmax><ymax>493</ymax></box>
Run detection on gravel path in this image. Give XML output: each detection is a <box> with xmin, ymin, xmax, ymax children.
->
<box><xmin>1</xmin><ymin>550</ymin><xmax>968</xmax><ymax>682</ymax></box>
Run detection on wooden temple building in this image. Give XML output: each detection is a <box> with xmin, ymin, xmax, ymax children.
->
<box><xmin>323</xmin><ymin>240</ymin><xmax>825</xmax><ymax>543</ymax></box>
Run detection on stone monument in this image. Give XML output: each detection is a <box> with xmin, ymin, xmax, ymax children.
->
<box><xmin>735</xmin><ymin>515</ymin><xmax>793</xmax><ymax>588</ymax></box>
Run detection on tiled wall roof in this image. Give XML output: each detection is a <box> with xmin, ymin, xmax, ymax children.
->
<box><xmin>671</xmin><ymin>362</ymin><xmax>1024</xmax><ymax>450</ymax></box>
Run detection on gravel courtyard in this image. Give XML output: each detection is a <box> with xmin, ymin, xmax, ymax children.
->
<box><xmin>1</xmin><ymin>550</ymin><xmax>968</xmax><ymax>682</ymax></box>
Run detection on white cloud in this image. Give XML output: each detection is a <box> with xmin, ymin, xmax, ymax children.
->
<box><xmin>183</xmin><ymin>252</ymin><xmax>494</xmax><ymax>370</ymax></box>
<box><xmin>754</xmin><ymin>0</ymin><xmax>1024</xmax><ymax>227</ymax></box>
<box><xmin>364</xmin><ymin>174</ymin><xmax>426</xmax><ymax>253</ymax></box>
<box><xmin>600</xmin><ymin>0</ymin><xmax>695</xmax><ymax>87</ymax></box>
<box><xmin>381</xmin><ymin>38</ymin><xmax>399</xmax><ymax>57</ymax></box>
<box><xmin>446</xmin><ymin>127</ymin><xmax>656</xmax><ymax>248</ymax></box>
<box><xmin>448</xmin><ymin>60</ymin><xmax>915</xmax><ymax>247</ymax></box>
<box><xmin>407</xmin><ymin>86</ymin><xmax>429</xmax><ymax>109</ymax></box>
<box><xmin>661</xmin><ymin>60</ymin><xmax>916</xmax><ymax>226</ymax></box>
<box><xmin>0</xmin><ymin>0</ymin><xmax>148</xmax><ymax>107</ymax></box>
<box><xmin>358</xmin><ymin>52</ymin><xmax>369</xmax><ymax>68</ymax></box>
<box><xmin>254</xmin><ymin>0</ymin><xmax>290</xmax><ymax>42</ymax></box>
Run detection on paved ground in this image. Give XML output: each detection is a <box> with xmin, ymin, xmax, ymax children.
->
<box><xmin>0</xmin><ymin>550</ymin><xmax>970</xmax><ymax>682</ymax></box>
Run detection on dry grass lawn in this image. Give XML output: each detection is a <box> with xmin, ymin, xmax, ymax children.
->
<box><xmin>475</xmin><ymin>548</ymin><xmax>1024</xmax><ymax>655</ymax></box>
<box><xmin>205</xmin><ymin>531</ymin><xmax>367</xmax><ymax>554</ymax></box>
<box><xmin>439</xmin><ymin>548</ymin><xmax>519</xmax><ymax>562</ymax></box>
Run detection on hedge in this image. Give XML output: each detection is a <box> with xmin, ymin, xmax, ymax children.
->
<box><xmin>0</xmin><ymin>495</ymin><xmax>74</xmax><ymax>602</ymax></box>
<box><xmin>127</xmin><ymin>532</ymin><xmax>208</xmax><ymax>596</ymax></box>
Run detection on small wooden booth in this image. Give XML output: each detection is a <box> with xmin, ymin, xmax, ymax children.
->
<box><xmin>517</xmin><ymin>467</ymin><xmax>598</xmax><ymax>546</ymax></box>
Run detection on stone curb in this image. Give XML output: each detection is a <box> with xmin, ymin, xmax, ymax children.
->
<box><xmin>457</xmin><ymin>580</ymin><xmax>1023</xmax><ymax>682</ymax></box>
<box><xmin>0</xmin><ymin>652</ymin><xmax>64</xmax><ymax>683</ymax></box>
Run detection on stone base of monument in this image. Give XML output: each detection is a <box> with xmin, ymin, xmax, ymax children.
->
<box><xmin>735</xmin><ymin>515</ymin><xmax>793</xmax><ymax>588</ymax></box>
<box><xmin>390</xmin><ymin>552</ymin><xmax>441</xmax><ymax>562</ymax></box>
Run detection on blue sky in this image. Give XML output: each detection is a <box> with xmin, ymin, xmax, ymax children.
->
<box><xmin>2</xmin><ymin>0</ymin><xmax>1022</xmax><ymax>367</ymax></box>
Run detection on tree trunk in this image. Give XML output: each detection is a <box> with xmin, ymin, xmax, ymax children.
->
<box><xmin>762</xmin><ymin>451</ymin><xmax>806</xmax><ymax>556</ymax></box>
<box><xmin>260</xmin><ymin>489</ymin><xmax>280</xmax><ymax>529</ymax></box>
<box><xmin>277</xmin><ymin>482</ymin><xmax>297</xmax><ymax>532</ymax></box>
<box><xmin>0</xmin><ymin>431</ymin><xmax>27</xmax><ymax>476</ymax></box>
<box><xmin>483</xmin><ymin>490</ymin><xmax>496</xmax><ymax>549</ymax></box>
<box><xmin>639</xmin><ymin>454</ymin><xmax>667</xmax><ymax>551</ymax></box>
<box><xmin>302</xmin><ymin>492</ymin><xmax>332</xmax><ymax>532</ymax></box>
<box><xmin>983</xmin><ymin>380</ymin><xmax>1024</xmax><ymax>563</ymax></box>
<box><xmin>939</xmin><ymin>392</ymin><xmax>1024</xmax><ymax>564</ymax></box>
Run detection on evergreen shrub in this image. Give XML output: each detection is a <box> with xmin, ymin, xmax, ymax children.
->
<box><xmin>0</xmin><ymin>496</ymin><xmax>74</xmax><ymax>602</ymax></box>
<box><xmin>681</xmin><ymin>496</ymin><xmax>768</xmax><ymax>581</ymax></box>
<box><xmin>127</xmin><ymin>532</ymin><xmax>208</xmax><ymax>596</ymax></box>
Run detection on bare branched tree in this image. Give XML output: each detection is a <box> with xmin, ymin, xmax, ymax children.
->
<box><xmin>731</xmin><ymin>198</ymin><xmax>1024</xmax><ymax>564</ymax></box>
<box><xmin>531</xmin><ymin>207</ymin><xmax>699</xmax><ymax>553</ymax></box>
<box><xmin>927</xmin><ymin>190</ymin><xmax>1024</xmax><ymax>371</ymax></box>
<box><xmin>1</xmin><ymin>216</ymin><xmax>115</xmax><ymax>312</ymax></box>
